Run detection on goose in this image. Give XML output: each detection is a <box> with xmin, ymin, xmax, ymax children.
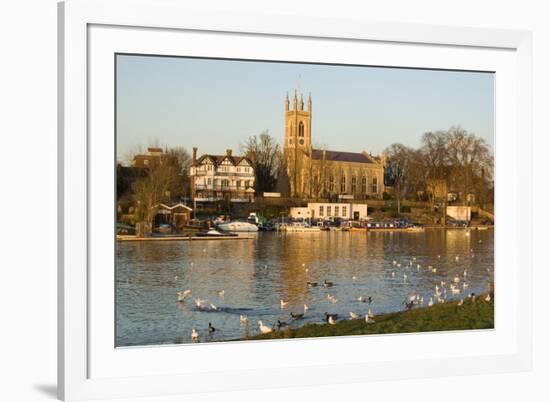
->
<box><xmin>208</xmin><ymin>322</ymin><xmax>215</xmax><ymax>333</ymax></box>
<box><xmin>485</xmin><ymin>294</ymin><xmax>491</xmax><ymax>302</ymax></box>
<box><xmin>349</xmin><ymin>311</ymin><xmax>359</xmax><ymax>320</ymax></box>
<box><xmin>280</xmin><ymin>299</ymin><xmax>289</xmax><ymax>309</ymax></box>
<box><xmin>217</xmin><ymin>289</ymin><xmax>225</xmax><ymax>298</ymax></box>
<box><xmin>307</xmin><ymin>281</ymin><xmax>318</xmax><ymax>288</ymax></box>
<box><xmin>191</xmin><ymin>328</ymin><xmax>199</xmax><ymax>341</ymax></box>
<box><xmin>258</xmin><ymin>321</ymin><xmax>272</xmax><ymax>334</ymax></box>
<box><xmin>357</xmin><ymin>296</ymin><xmax>368</xmax><ymax>303</ymax></box>
<box><xmin>303</xmin><ymin>303</ymin><xmax>309</xmax><ymax>312</ymax></box>
<box><xmin>323</xmin><ymin>280</ymin><xmax>334</xmax><ymax>288</ymax></box>
<box><xmin>328</xmin><ymin>315</ymin><xmax>337</xmax><ymax>325</ymax></box>
<box><xmin>290</xmin><ymin>312</ymin><xmax>304</xmax><ymax>320</ymax></box>
<box><xmin>239</xmin><ymin>315</ymin><xmax>248</xmax><ymax>324</ymax></box>
<box><xmin>457</xmin><ymin>299</ymin><xmax>464</xmax><ymax>306</ymax></box>
<box><xmin>428</xmin><ymin>297</ymin><xmax>434</xmax><ymax>307</ymax></box>
<box><xmin>324</xmin><ymin>312</ymin><xmax>338</xmax><ymax>322</ymax></box>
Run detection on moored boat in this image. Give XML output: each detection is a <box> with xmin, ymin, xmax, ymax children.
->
<box><xmin>216</xmin><ymin>221</ymin><xmax>259</xmax><ymax>232</ymax></box>
<box><xmin>195</xmin><ymin>228</ymin><xmax>238</xmax><ymax>237</ymax></box>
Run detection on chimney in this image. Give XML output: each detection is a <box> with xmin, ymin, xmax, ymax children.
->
<box><xmin>226</xmin><ymin>149</ymin><xmax>232</xmax><ymax>158</ymax></box>
<box><xmin>192</xmin><ymin>147</ymin><xmax>197</xmax><ymax>165</ymax></box>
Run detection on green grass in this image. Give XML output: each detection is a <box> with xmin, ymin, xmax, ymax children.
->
<box><xmin>244</xmin><ymin>295</ymin><xmax>494</xmax><ymax>341</ymax></box>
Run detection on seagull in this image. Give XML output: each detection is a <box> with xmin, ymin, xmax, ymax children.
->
<box><xmin>209</xmin><ymin>303</ymin><xmax>217</xmax><ymax>311</ymax></box>
<box><xmin>208</xmin><ymin>322</ymin><xmax>215</xmax><ymax>333</ymax></box>
<box><xmin>323</xmin><ymin>280</ymin><xmax>334</xmax><ymax>288</ymax></box>
<box><xmin>431</xmin><ymin>267</ymin><xmax>437</xmax><ymax>273</ymax></box>
<box><xmin>177</xmin><ymin>289</ymin><xmax>191</xmax><ymax>302</ymax></box>
<box><xmin>352</xmin><ymin>276</ymin><xmax>357</xmax><ymax>281</ymax></box>
<box><xmin>485</xmin><ymin>294</ymin><xmax>491</xmax><ymax>302</ymax></box>
<box><xmin>280</xmin><ymin>299</ymin><xmax>289</xmax><ymax>309</ymax></box>
<box><xmin>463</xmin><ymin>282</ymin><xmax>469</xmax><ymax>289</ymax></box>
<box><xmin>194</xmin><ymin>298</ymin><xmax>207</xmax><ymax>308</ymax></box>
<box><xmin>217</xmin><ymin>290</ymin><xmax>225</xmax><ymax>298</ymax></box>
<box><xmin>327</xmin><ymin>294</ymin><xmax>338</xmax><ymax>304</ymax></box>
<box><xmin>191</xmin><ymin>328</ymin><xmax>199</xmax><ymax>341</ymax></box>
<box><xmin>391</xmin><ymin>271</ymin><xmax>396</xmax><ymax>277</ymax></box>
<box><xmin>455</xmin><ymin>256</ymin><xmax>460</xmax><ymax>262</ymax></box>
<box><xmin>349</xmin><ymin>311</ymin><xmax>359</xmax><ymax>320</ymax></box>
<box><xmin>258</xmin><ymin>320</ymin><xmax>272</xmax><ymax>334</ymax></box>
<box><xmin>403</xmin><ymin>273</ymin><xmax>408</xmax><ymax>281</ymax></box>
<box><xmin>239</xmin><ymin>315</ymin><xmax>248</xmax><ymax>324</ymax></box>
<box><xmin>428</xmin><ymin>297</ymin><xmax>434</xmax><ymax>307</ymax></box>
<box><xmin>303</xmin><ymin>303</ymin><xmax>309</xmax><ymax>312</ymax></box>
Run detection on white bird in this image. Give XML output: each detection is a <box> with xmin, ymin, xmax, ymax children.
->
<box><xmin>431</xmin><ymin>267</ymin><xmax>437</xmax><ymax>273</ymax></box>
<box><xmin>465</xmin><ymin>231</ymin><xmax>470</xmax><ymax>237</ymax></box>
<box><xmin>209</xmin><ymin>303</ymin><xmax>217</xmax><ymax>311</ymax></box>
<box><xmin>177</xmin><ymin>289</ymin><xmax>191</xmax><ymax>302</ymax></box>
<box><xmin>327</xmin><ymin>294</ymin><xmax>338</xmax><ymax>304</ymax></box>
<box><xmin>239</xmin><ymin>315</ymin><xmax>248</xmax><ymax>324</ymax></box>
<box><xmin>403</xmin><ymin>273</ymin><xmax>408</xmax><ymax>281</ymax></box>
<box><xmin>451</xmin><ymin>286</ymin><xmax>460</xmax><ymax>295</ymax></box>
<box><xmin>258</xmin><ymin>320</ymin><xmax>272</xmax><ymax>334</ymax></box>
<box><xmin>397</xmin><ymin>263</ymin><xmax>402</xmax><ymax>268</ymax></box>
<box><xmin>191</xmin><ymin>328</ymin><xmax>199</xmax><ymax>341</ymax></box>
<box><xmin>303</xmin><ymin>303</ymin><xmax>309</xmax><ymax>312</ymax></box>
<box><xmin>365</xmin><ymin>314</ymin><xmax>375</xmax><ymax>324</ymax></box>
<box><xmin>367</xmin><ymin>309</ymin><xmax>374</xmax><ymax>319</ymax></box>
<box><xmin>328</xmin><ymin>315</ymin><xmax>337</xmax><ymax>325</ymax></box>
<box><xmin>438</xmin><ymin>255</ymin><xmax>441</xmax><ymax>259</ymax></box>
<box><xmin>217</xmin><ymin>290</ymin><xmax>225</xmax><ymax>298</ymax></box>
<box><xmin>428</xmin><ymin>297</ymin><xmax>434</xmax><ymax>307</ymax></box>
<box><xmin>455</xmin><ymin>255</ymin><xmax>460</xmax><ymax>262</ymax></box>
<box><xmin>457</xmin><ymin>299</ymin><xmax>464</xmax><ymax>306</ymax></box>
<box><xmin>393</xmin><ymin>260</ymin><xmax>397</xmax><ymax>266</ymax></box>
<box><xmin>352</xmin><ymin>276</ymin><xmax>357</xmax><ymax>281</ymax></box>
<box><xmin>485</xmin><ymin>294</ymin><xmax>491</xmax><ymax>302</ymax></box>
<box><xmin>413</xmin><ymin>257</ymin><xmax>417</xmax><ymax>261</ymax></box>
<box><xmin>463</xmin><ymin>282</ymin><xmax>469</xmax><ymax>289</ymax></box>
<box><xmin>453</xmin><ymin>275</ymin><xmax>460</xmax><ymax>284</ymax></box>
<box><xmin>194</xmin><ymin>298</ymin><xmax>206</xmax><ymax>308</ymax></box>
<box><xmin>349</xmin><ymin>311</ymin><xmax>359</xmax><ymax>320</ymax></box>
<box><xmin>391</xmin><ymin>271</ymin><xmax>396</xmax><ymax>278</ymax></box>
<box><xmin>280</xmin><ymin>299</ymin><xmax>289</xmax><ymax>309</ymax></box>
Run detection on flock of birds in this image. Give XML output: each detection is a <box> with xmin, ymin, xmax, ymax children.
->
<box><xmin>173</xmin><ymin>241</ymin><xmax>492</xmax><ymax>343</ymax></box>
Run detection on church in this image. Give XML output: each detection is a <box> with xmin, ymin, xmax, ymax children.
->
<box><xmin>284</xmin><ymin>92</ymin><xmax>386</xmax><ymax>199</ymax></box>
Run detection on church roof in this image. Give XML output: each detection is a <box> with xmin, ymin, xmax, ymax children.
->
<box><xmin>311</xmin><ymin>149</ymin><xmax>378</xmax><ymax>164</ymax></box>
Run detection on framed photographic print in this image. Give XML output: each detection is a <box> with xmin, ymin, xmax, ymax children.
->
<box><xmin>58</xmin><ymin>0</ymin><xmax>533</xmax><ymax>400</ymax></box>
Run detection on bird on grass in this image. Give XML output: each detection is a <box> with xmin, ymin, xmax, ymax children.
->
<box><xmin>365</xmin><ymin>314</ymin><xmax>375</xmax><ymax>324</ymax></box>
<box><xmin>276</xmin><ymin>320</ymin><xmax>288</xmax><ymax>330</ymax></box>
<box><xmin>324</xmin><ymin>312</ymin><xmax>338</xmax><ymax>323</ymax></box>
<box><xmin>208</xmin><ymin>322</ymin><xmax>215</xmax><ymax>333</ymax></box>
<box><xmin>258</xmin><ymin>320</ymin><xmax>272</xmax><ymax>334</ymax></box>
<box><xmin>457</xmin><ymin>299</ymin><xmax>464</xmax><ymax>306</ymax></box>
<box><xmin>485</xmin><ymin>294</ymin><xmax>491</xmax><ymax>302</ymax></box>
<box><xmin>349</xmin><ymin>311</ymin><xmax>359</xmax><ymax>320</ymax></box>
<box><xmin>428</xmin><ymin>297</ymin><xmax>434</xmax><ymax>307</ymax></box>
<box><xmin>328</xmin><ymin>315</ymin><xmax>337</xmax><ymax>325</ymax></box>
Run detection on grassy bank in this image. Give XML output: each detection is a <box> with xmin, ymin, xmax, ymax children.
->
<box><xmin>246</xmin><ymin>295</ymin><xmax>494</xmax><ymax>341</ymax></box>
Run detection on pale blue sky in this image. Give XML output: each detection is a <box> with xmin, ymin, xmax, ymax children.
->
<box><xmin>116</xmin><ymin>54</ymin><xmax>494</xmax><ymax>162</ymax></box>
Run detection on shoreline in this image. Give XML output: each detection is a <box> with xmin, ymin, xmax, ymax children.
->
<box><xmin>238</xmin><ymin>294</ymin><xmax>494</xmax><ymax>342</ymax></box>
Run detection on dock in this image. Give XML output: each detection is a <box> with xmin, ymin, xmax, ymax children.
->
<box><xmin>116</xmin><ymin>235</ymin><xmax>256</xmax><ymax>242</ymax></box>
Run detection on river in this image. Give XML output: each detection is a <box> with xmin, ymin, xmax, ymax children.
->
<box><xmin>115</xmin><ymin>228</ymin><xmax>494</xmax><ymax>346</ymax></box>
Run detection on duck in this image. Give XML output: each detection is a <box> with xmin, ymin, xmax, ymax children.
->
<box><xmin>349</xmin><ymin>311</ymin><xmax>359</xmax><ymax>320</ymax></box>
<box><xmin>239</xmin><ymin>315</ymin><xmax>248</xmax><ymax>324</ymax></box>
<box><xmin>324</xmin><ymin>312</ymin><xmax>338</xmax><ymax>322</ymax></box>
<box><xmin>191</xmin><ymin>328</ymin><xmax>199</xmax><ymax>341</ymax></box>
<box><xmin>208</xmin><ymin>322</ymin><xmax>215</xmax><ymax>333</ymax></box>
<box><xmin>428</xmin><ymin>297</ymin><xmax>434</xmax><ymax>307</ymax></box>
<box><xmin>290</xmin><ymin>312</ymin><xmax>304</xmax><ymax>320</ymax></box>
<box><xmin>323</xmin><ymin>280</ymin><xmax>334</xmax><ymax>288</ymax></box>
<box><xmin>303</xmin><ymin>303</ymin><xmax>309</xmax><ymax>312</ymax></box>
<box><xmin>367</xmin><ymin>309</ymin><xmax>374</xmax><ymax>319</ymax></box>
<box><xmin>328</xmin><ymin>315</ymin><xmax>337</xmax><ymax>325</ymax></box>
<box><xmin>217</xmin><ymin>290</ymin><xmax>225</xmax><ymax>298</ymax></box>
<box><xmin>276</xmin><ymin>320</ymin><xmax>288</xmax><ymax>330</ymax></box>
<box><xmin>485</xmin><ymin>294</ymin><xmax>491</xmax><ymax>302</ymax></box>
<box><xmin>365</xmin><ymin>314</ymin><xmax>375</xmax><ymax>324</ymax></box>
<box><xmin>280</xmin><ymin>299</ymin><xmax>289</xmax><ymax>309</ymax></box>
<box><xmin>258</xmin><ymin>320</ymin><xmax>272</xmax><ymax>334</ymax></box>
<box><xmin>307</xmin><ymin>281</ymin><xmax>318</xmax><ymax>288</ymax></box>
<box><xmin>327</xmin><ymin>294</ymin><xmax>338</xmax><ymax>304</ymax></box>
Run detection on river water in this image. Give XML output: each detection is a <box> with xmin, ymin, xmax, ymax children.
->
<box><xmin>115</xmin><ymin>228</ymin><xmax>494</xmax><ymax>347</ymax></box>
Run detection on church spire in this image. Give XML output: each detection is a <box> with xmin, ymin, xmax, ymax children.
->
<box><xmin>293</xmin><ymin>90</ymin><xmax>298</xmax><ymax>110</ymax></box>
<box><xmin>285</xmin><ymin>92</ymin><xmax>289</xmax><ymax>111</ymax></box>
<box><xmin>308</xmin><ymin>92</ymin><xmax>312</xmax><ymax>112</ymax></box>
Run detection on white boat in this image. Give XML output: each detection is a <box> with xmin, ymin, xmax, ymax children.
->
<box><xmin>217</xmin><ymin>221</ymin><xmax>259</xmax><ymax>232</ymax></box>
<box><xmin>280</xmin><ymin>223</ymin><xmax>321</xmax><ymax>232</ymax></box>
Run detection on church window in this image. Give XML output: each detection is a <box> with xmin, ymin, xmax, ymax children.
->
<box><xmin>351</xmin><ymin>176</ymin><xmax>357</xmax><ymax>193</ymax></box>
<box><xmin>372</xmin><ymin>176</ymin><xmax>378</xmax><ymax>193</ymax></box>
<box><xmin>361</xmin><ymin>176</ymin><xmax>367</xmax><ymax>193</ymax></box>
<box><xmin>298</xmin><ymin>121</ymin><xmax>304</xmax><ymax>137</ymax></box>
<box><xmin>340</xmin><ymin>175</ymin><xmax>346</xmax><ymax>193</ymax></box>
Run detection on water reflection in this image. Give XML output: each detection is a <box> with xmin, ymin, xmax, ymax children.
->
<box><xmin>116</xmin><ymin>229</ymin><xmax>494</xmax><ymax>346</ymax></box>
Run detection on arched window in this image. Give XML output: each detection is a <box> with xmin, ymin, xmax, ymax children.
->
<box><xmin>298</xmin><ymin>121</ymin><xmax>304</xmax><ymax>137</ymax></box>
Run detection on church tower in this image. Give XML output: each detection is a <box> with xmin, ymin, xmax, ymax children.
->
<box><xmin>284</xmin><ymin>91</ymin><xmax>312</xmax><ymax>197</ymax></box>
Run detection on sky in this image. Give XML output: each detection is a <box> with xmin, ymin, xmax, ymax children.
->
<box><xmin>116</xmin><ymin>54</ymin><xmax>494</xmax><ymax>162</ymax></box>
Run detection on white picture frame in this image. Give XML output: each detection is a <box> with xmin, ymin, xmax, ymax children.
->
<box><xmin>58</xmin><ymin>0</ymin><xmax>533</xmax><ymax>400</ymax></box>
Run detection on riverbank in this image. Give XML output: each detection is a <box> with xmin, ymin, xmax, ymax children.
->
<box><xmin>116</xmin><ymin>234</ymin><xmax>256</xmax><ymax>241</ymax></box>
<box><xmin>245</xmin><ymin>294</ymin><xmax>494</xmax><ymax>341</ymax></box>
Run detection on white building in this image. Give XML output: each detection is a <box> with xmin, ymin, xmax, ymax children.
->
<box><xmin>189</xmin><ymin>148</ymin><xmax>255</xmax><ymax>203</ymax></box>
<box><xmin>446</xmin><ymin>206</ymin><xmax>471</xmax><ymax>221</ymax></box>
<box><xmin>289</xmin><ymin>202</ymin><xmax>368</xmax><ymax>221</ymax></box>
